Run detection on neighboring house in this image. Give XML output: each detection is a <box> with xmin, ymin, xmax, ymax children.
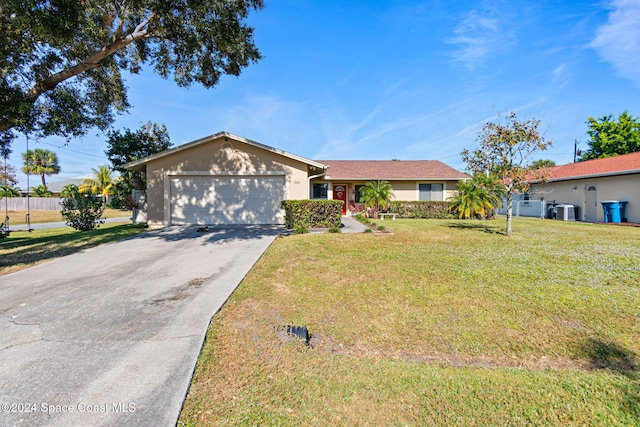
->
<box><xmin>16</xmin><ymin>178</ymin><xmax>84</xmax><ymax>197</ymax></box>
<box><xmin>311</xmin><ymin>160</ymin><xmax>468</xmax><ymax>215</ymax></box>
<box><xmin>498</xmin><ymin>151</ymin><xmax>640</xmax><ymax>223</ymax></box>
<box><xmin>124</xmin><ymin>132</ymin><xmax>468</xmax><ymax>227</ymax></box>
<box><xmin>45</xmin><ymin>179</ymin><xmax>86</xmax><ymax>196</ymax></box>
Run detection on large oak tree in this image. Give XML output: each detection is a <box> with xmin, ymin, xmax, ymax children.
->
<box><xmin>0</xmin><ymin>0</ymin><xmax>264</xmax><ymax>145</ymax></box>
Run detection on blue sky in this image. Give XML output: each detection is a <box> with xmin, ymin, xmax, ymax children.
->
<box><xmin>7</xmin><ymin>0</ymin><xmax>640</xmax><ymax>188</ymax></box>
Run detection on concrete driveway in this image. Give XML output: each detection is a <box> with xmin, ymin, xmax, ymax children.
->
<box><xmin>0</xmin><ymin>225</ymin><xmax>283</xmax><ymax>427</ymax></box>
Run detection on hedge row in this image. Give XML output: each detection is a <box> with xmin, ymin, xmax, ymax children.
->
<box><xmin>387</xmin><ymin>200</ymin><xmax>455</xmax><ymax>219</ymax></box>
<box><xmin>281</xmin><ymin>200</ymin><xmax>343</xmax><ymax>228</ymax></box>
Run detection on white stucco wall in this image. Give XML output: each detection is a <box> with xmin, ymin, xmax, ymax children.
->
<box><xmin>523</xmin><ymin>173</ymin><xmax>639</xmax><ymax>223</ymax></box>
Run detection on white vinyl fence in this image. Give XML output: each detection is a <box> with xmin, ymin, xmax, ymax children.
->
<box><xmin>497</xmin><ymin>198</ymin><xmax>545</xmax><ymax>218</ymax></box>
<box><xmin>0</xmin><ymin>197</ymin><xmax>63</xmax><ymax>211</ymax></box>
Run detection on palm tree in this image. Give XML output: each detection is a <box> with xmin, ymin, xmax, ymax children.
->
<box><xmin>0</xmin><ymin>185</ymin><xmax>21</xmax><ymax>197</ymax></box>
<box><xmin>473</xmin><ymin>173</ymin><xmax>506</xmax><ymax>217</ymax></box>
<box><xmin>449</xmin><ymin>175</ymin><xmax>505</xmax><ymax>219</ymax></box>
<box><xmin>61</xmin><ymin>184</ymin><xmax>80</xmax><ymax>198</ymax></box>
<box><xmin>22</xmin><ymin>148</ymin><xmax>61</xmax><ymax>189</ymax></box>
<box><xmin>359</xmin><ymin>180</ymin><xmax>394</xmax><ymax>218</ymax></box>
<box><xmin>32</xmin><ymin>185</ymin><xmax>53</xmax><ymax>197</ymax></box>
<box><xmin>80</xmin><ymin>165</ymin><xmax>117</xmax><ymax>204</ymax></box>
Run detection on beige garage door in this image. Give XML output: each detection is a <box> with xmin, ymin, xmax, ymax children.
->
<box><xmin>170</xmin><ymin>176</ymin><xmax>285</xmax><ymax>225</ymax></box>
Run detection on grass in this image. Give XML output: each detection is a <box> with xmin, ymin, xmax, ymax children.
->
<box><xmin>0</xmin><ymin>223</ymin><xmax>148</xmax><ymax>275</ymax></box>
<box><xmin>1</xmin><ymin>208</ymin><xmax>132</xmax><ymax>225</ymax></box>
<box><xmin>179</xmin><ymin>217</ymin><xmax>640</xmax><ymax>426</ymax></box>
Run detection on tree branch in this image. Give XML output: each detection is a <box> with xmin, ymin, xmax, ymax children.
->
<box><xmin>24</xmin><ymin>14</ymin><xmax>156</xmax><ymax>104</ymax></box>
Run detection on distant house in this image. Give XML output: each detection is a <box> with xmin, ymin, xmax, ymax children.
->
<box><xmin>499</xmin><ymin>152</ymin><xmax>640</xmax><ymax>223</ymax></box>
<box><xmin>46</xmin><ymin>179</ymin><xmax>85</xmax><ymax>196</ymax></box>
<box><xmin>124</xmin><ymin>132</ymin><xmax>468</xmax><ymax>226</ymax></box>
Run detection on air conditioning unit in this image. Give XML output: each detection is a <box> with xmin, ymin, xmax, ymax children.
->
<box><xmin>556</xmin><ymin>204</ymin><xmax>576</xmax><ymax>221</ymax></box>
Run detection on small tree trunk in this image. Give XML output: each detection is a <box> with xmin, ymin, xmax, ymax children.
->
<box><xmin>506</xmin><ymin>191</ymin><xmax>513</xmax><ymax>237</ymax></box>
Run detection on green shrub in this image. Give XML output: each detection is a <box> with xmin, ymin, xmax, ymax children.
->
<box><xmin>61</xmin><ymin>192</ymin><xmax>106</xmax><ymax>231</ymax></box>
<box><xmin>377</xmin><ymin>225</ymin><xmax>385</xmax><ymax>231</ymax></box>
<box><xmin>363</xmin><ymin>228</ymin><xmax>372</xmax><ymax>233</ymax></box>
<box><xmin>294</xmin><ymin>226</ymin><xmax>308</xmax><ymax>234</ymax></box>
<box><xmin>387</xmin><ymin>201</ymin><xmax>454</xmax><ymax>219</ymax></box>
<box><xmin>281</xmin><ymin>200</ymin><xmax>343</xmax><ymax>229</ymax></box>
<box><xmin>328</xmin><ymin>226</ymin><xmax>341</xmax><ymax>233</ymax></box>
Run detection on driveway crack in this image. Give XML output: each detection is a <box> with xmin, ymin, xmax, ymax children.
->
<box><xmin>0</xmin><ymin>316</ymin><xmax>44</xmax><ymax>352</ymax></box>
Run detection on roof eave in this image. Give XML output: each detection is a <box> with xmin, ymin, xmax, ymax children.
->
<box><xmin>530</xmin><ymin>168</ymin><xmax>640</xmax><ymax>183</ymax></box>
<box><xmin>322</xmin><ymin>176</ymin><xmax>469</xmax><ymax>181</ymax></box>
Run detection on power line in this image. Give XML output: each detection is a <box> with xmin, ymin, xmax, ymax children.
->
<box><xmin>38</xmin><ymin>141</ymin><xmax>106</xmax><ymax>160</ymax></box>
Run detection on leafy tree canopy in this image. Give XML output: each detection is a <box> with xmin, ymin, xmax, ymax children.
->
<box><xmin>0</xmin><ymin>161</ymin><xmax>18</xmax><ymax>186</ymax></box>
<box><xmin>529</xmin><ymin>159</ymin><xmax>556</xmax><ymax>169</ymax></box>
<box><xmin>106</xmin><ymin>122</ymin><xmax>171</xmax><ymax>170</ymax></box>
<box><xmin>461</xmin><ymin>111</ymin><xmax>551</xmax><ymax>236</ymax></box>
<box><xmin>106</xmin><ymin>122</ymin><xmax>171</xmax><ymax>191</ymax></box>
<box><xmin>0</xmin><ymin>0</ymin><xmax>264</xmax><ymax>146</ymax></box>
<box><xmin>580</xmin><ymin>111</ymin><xmax>640</xmax><ymax>160</ymax></box>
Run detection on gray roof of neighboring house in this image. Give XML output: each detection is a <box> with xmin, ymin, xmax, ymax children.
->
<box><xmin>46</xmin><ymin>179</ymin><xmax>85</xmax><ymax>193</ymax></box>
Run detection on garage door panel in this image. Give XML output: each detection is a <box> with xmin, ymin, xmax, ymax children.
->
<box><xmin>170</xmin><ymin>176</ymin><xmax>285</xmax><ymax>225</ymax></box>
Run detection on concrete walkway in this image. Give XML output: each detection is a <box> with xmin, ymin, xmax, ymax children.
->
<box><xmin>340</xmin><ymin>216</ymin><xmax>371</xmax><ymax>233</ymax></box>
<box><xmin>0</xmin><ymin>225</ymin><xmax>283</xmax><ymax>426</ymax></box>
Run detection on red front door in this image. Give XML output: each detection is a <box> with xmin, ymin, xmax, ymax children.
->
<box><xmin>333</xmin><ymin>184</ymin><xmax>347</xmax><ymax>215</ymax></box>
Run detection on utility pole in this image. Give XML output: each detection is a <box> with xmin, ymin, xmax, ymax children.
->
<box><xmin>573</xmin><ymin>139</ymin><xmax>578</xmax><ymax>163</ymax></box>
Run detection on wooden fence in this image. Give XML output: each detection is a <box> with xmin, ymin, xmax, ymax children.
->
<box><xmin>0</xmin><ymin>197</ymin><xmax>63</xmax><ymax>211</ymax></box>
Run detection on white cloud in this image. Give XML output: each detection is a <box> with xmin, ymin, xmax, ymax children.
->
<box><xmin>550</xmin><ymin>63</ymin><xmax>570</xmax><ymax>89</ymax></box>
<box><xmin>447</xmin><ymin>7</ymin><xmax>515</xmax><ymax>69</ymax></box>
<box><xmin>591</xmin><ymin>0</ymin><xmax>640</xmax><ymax>87</ymax></box>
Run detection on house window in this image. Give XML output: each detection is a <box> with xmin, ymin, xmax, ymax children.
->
<box><xmin>313</xmin><ymin>183</ymin><xmax>328</xmax><ymax>199</ymax></box>
<box><xmin>523</xmin><ymin>192</ymin><xmax>530</xmax><ymax>205</ymax></box>
<box><xmin>354</xmin><ymin>185</ymin><xmax>364</xmax><ymax>203</ymax></box>
<box><xmin>419</xmin><ymin>183</ymin><xmax>443</xmax><ymax>201</ymax></box>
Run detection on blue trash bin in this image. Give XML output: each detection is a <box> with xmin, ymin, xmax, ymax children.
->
<box><xmin>601</xmin><ymin>201</ymin><xmax>621</xmax><ymax>223</ymax></box>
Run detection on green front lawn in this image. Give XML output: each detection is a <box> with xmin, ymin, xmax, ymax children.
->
<box><xmin>0</xmin><ymin>223</ymin><xmax>148</xmax><ymax>275</ymax></box>
<box><xmin>179</xmin><ymin>218</ymin><xmax>640</xmax><ymax>426</ymax></box>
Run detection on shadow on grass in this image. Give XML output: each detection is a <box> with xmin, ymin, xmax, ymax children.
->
<box><xmin>0</xmin><ymin>224</ymin><xmax>148</xmax><ymax>270</ymax></box>
<box><xmin>583</xmin><ymin>338</ymin><xmax>638</xmax><ymax>377</ymax></box>
<box><xmin>444</xmin><ymin>221</ymin><xmax>505</xmax><ymax>235</ymax></box>
<box><xmin>582</xmin><ymin>338</ymin><xmax>640</xmax><ymax>420</ymax></box>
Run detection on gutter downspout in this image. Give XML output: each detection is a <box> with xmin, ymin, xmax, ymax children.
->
<box><xmin>308</xmin><ymin>168</ymin><xmax>328</xmax><ymax>198</ymax></box>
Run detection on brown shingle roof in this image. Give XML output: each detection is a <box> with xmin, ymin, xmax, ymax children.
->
<box><xmin>319</xmin><ymin>160</ymin><xmax>469</xmax><ymax>180</ymax></box>
<box><xmin>542</xmin><ymin>151</ymin><xmax>640</xmax><ymax>181</ymax></box>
